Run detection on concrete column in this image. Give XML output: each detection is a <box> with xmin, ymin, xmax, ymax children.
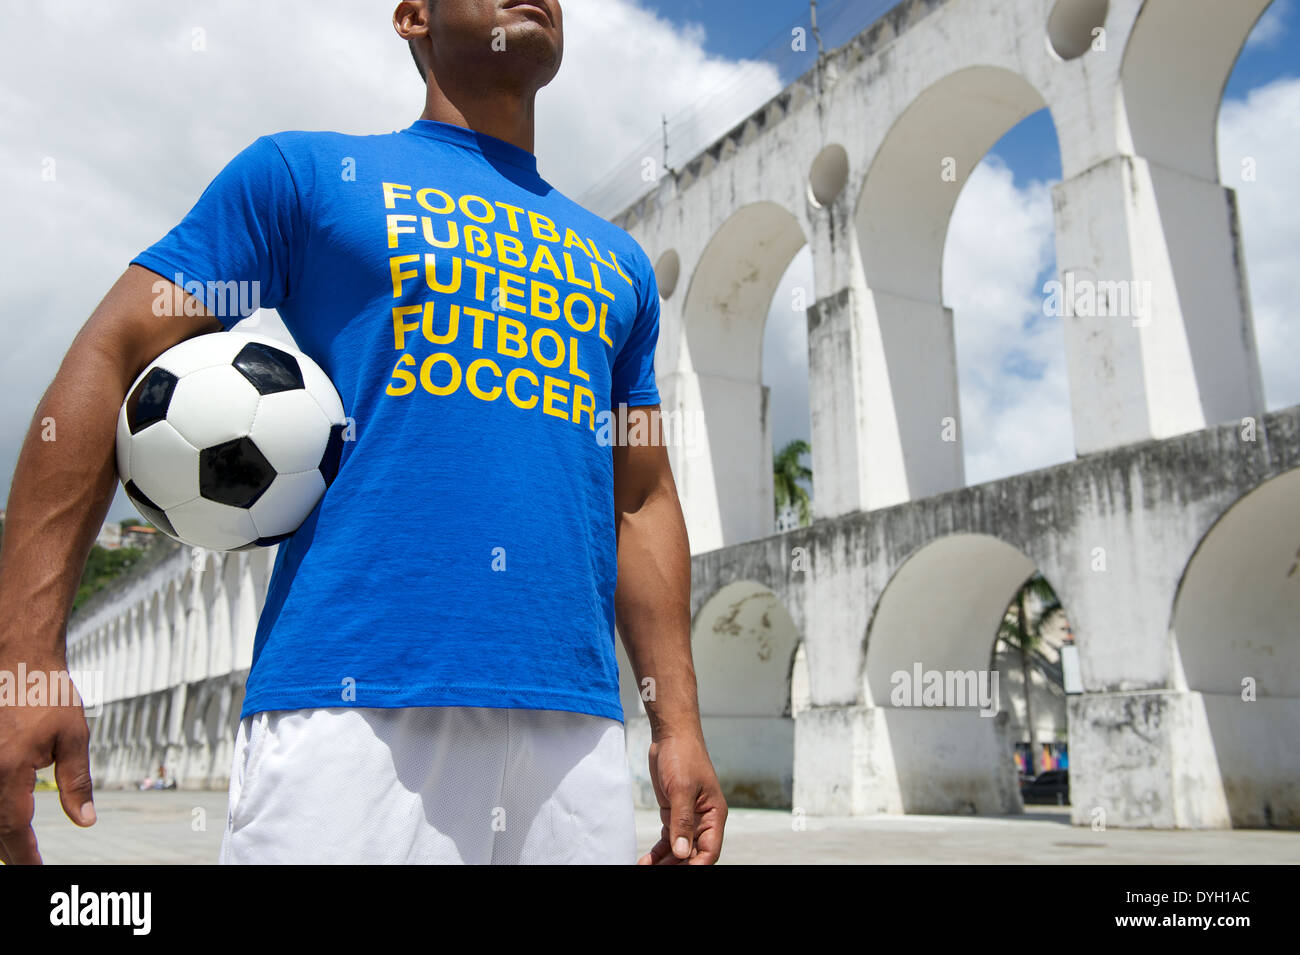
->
<box><xmin>795</xmin><ymin>704</ymin><xmax>1021</xmax><ymax>816</ymax></box>
<box><xmin>211</xmin><ymin>681</ymin><xmax>236</xmax><ymax>787</ymax></box>
<box><xmin>151</xmin><ymin>593</ymin><xmax>170</xmax><ymax>693</ymax></box>
<box><xmin>107</xmin><ymin>623</ymin><xmax>123</xmax><ymax>703</ymax></box>
<box><xmin>1064</xmin><ymin>689</ymin><xmax>1281</xmax><ymax>829</ymax></box>
<box><xmin>123</xmin><ymin>605</ymin><xmax>141</xmax><ymax>700</ymax></box>
<box><xmin>206</xmin><ymin>555</ymin><xmax>232</xmax><ymax>678</ymax></box>
<box><xmin>233</xmin><ymin>554</ymin><xmax>259</xmax><ymax>670</ymax></box>
<box><xmin>169</xmin><ymin>584</ymin><xmax>187</xmax><ymax>688</ymax></box>
<box><xmin>660</xmin><ymin>369</ymin><xmax>773</xmax><ymax>553</ymax></box>
<box><xmin>1052</xmin><ymin>155</ymin><xmax>1264</xmax><ymax>453</ymax></box>
<box><xmin>806</xmin><ymin>224</ymin><xmax>964</xmax><ymax>519</ymax></box>
<box><xmin>137</xmin><ymin>601</ymin><xmax>155</xmax><ymax>700</ymax></box>
<box><xmin>184</xmin><ymin>564</ymin><xmax>207</xmax><ymax>684</ymax></box>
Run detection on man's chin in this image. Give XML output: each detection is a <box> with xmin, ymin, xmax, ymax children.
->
<box><xmin>497</xmin><ymin>28</ymin><xmax>561</xmax><ymax>77</ymax></box>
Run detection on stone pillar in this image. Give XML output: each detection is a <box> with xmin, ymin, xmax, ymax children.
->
<box><xmin>1051</xmin><ymin>155</ymin><xmax>1264</xmax><ymax>453</ymax></box>
<box><xmin>806</xmin><ymin>223</ymin><xmax>964</xmax><ymax>519</ymax></box>
<box><xmin>658</xmin><ymin>370</ymin><xmax>774</xmax><ymax>554</ymax></box>
<box><xmin>210</xmin><ymin>680</ymin><xmax>236</xmax><ymax>788</ymax></box>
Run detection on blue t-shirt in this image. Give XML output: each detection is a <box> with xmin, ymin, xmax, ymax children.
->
<box><xmin>131</xmin><ymin>120</ymin><xmax>661</xmax><ymax>723</ymax></box>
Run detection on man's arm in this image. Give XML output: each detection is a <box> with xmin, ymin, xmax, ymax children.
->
<box><xmin>0</xmin><ymin>265</ymin><xmax>219</xmax><ymax>865</ymax></box>
<box><xmin>613</xmin><ymin>405</ymin><xmax>726</xmax><ymax>865</ymax></box>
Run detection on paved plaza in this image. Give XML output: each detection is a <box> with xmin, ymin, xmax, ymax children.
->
<box><xmin>24</xmin><ymin>790</ymin><xmax>1299</xmax><ymax>864</ymax></box>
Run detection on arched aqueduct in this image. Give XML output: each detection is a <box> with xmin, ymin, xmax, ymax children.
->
<box><xmin>68</xmin><ymin>0</ymin><xmax>1297</xmax><ymax>828</ymax></box>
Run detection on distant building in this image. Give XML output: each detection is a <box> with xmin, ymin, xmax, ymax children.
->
<box><xmin>775</xmin><ymin>503</ymin><xmax>799</xmax><ymax>533</ymax></box>
<box><xmin>121</xmin><ymin>525</ymin><xmax>158</xmax><ymax>551</ymax></box>
<box><xmin>95</xmin><ymin>521</ymin><xmax>122</xmax><ymax>550</ymax></box>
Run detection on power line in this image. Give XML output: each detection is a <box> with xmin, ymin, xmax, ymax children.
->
<box><xmin>577</xmin><ymin>0</ymin><xmax>906</xmax><ymax>220</ymax></box>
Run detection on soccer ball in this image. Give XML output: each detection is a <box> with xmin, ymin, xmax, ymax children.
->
<box><xmin>115</xmin><ymin>331</ymin><xmax>346</xmax><ymax>552</ymax></box>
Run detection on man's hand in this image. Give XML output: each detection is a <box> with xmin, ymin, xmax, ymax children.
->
<box><xmin>0</xmin><ymin>265</ymin><xmax>219</xmax><ymax>865</ymax></box>
<box><xmin>0</xmin><ymin>656</ymin><xmax>96</xmax><ymax>865</ymax></box>
<box><xmin>612</xmin><ymin>407</ymin><xmax>725</xmax><ymax>864</ymax></box>
<box><xmin>638</xmin><ymin>733</ymin><xmax>727</xmax><ymax>865</ymax></box>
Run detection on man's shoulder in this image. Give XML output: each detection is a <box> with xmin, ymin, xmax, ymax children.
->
<box><xmin>260</xmin><ymin>127</ymin><xmax>396</xmax><ymax>156</ymax></box>
<box><xmin>242</xmin><ymin>128</ymin><xmax>411</xmax><ymax>192</ymax></box>
<box><xmin>548</xmin><ymin>190</ymin><xmax>654</xmax><ymax>284</ymax></box>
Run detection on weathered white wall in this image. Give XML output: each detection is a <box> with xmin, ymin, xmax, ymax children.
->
<box><xmin>619</xmin><ymin>0</ymin><xmax>1271</xmax><ymax>547</ymax></box>
<box><xmin>66</xmin><ymin>545</ymin><xmax>272</xmax><ymax>789</ymax></box>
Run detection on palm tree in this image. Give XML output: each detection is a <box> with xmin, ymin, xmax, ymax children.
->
<box><xmin>773</xmin><ymin>439</ymin><xmax>813</xmax><ymax>527</ymax></box>
<box><xmin>995</xmin><ymin>573</ymin><xmax>1064</xmax><ymax>777</ymax></box>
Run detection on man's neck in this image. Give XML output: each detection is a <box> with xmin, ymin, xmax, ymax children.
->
<box><xmin>419</xmin><ymin>83</ymin><xmax>537</xmax><ymax>155</ymax></box>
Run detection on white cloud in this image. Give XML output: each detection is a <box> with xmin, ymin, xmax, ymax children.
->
<box><xmin>762</xmin><ymin>246</ymin><xmax>813</xmax><ymax>457</ymax></box>
<box><xmin>0</xmin><ymin>0</ymin><xmax>778</xmax><ymax>522</ymax></box>
<box><xmin>759</xmin><ymin>156</ymin><xmax>1073</xmax><ymax>491</ymax></box>
<box><xmin>555</xmin><ymin>2</ymin><xmax>782</xmax><ymax>214</ymax></box>
<box><xmin>1218</xmin><ymin>75</ymin><xmax>1300</xmax><ymax>411</ymax></box>
<box><xmin>943</xmin><ymin>158</ymin><xmax>1073</xmax><ymax>485</ymax></box>
<box><xmin>2</xmin><ymin>1</ymin><xmax>1293</xmax><ymax>529</ymax></box>
<box><xmin>1246</xmin><ymin>0</ymin><xmax>1290</xmax><ymax>49</ymax></box>
<box><xmin>761</xmin><ymin>77</ymin><xmax>1300</xmax><ymax>497</ymax></box>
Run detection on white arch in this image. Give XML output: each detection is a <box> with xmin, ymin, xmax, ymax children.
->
<box><xmin>1171</xmin><ymin>469</ymin><xmax>1300</xmax><ymax>695</ymax></box>
<box><xmin>1167</xmin><ymin>465</ymin><xmax>1300</xmax><ymax>826</ymax></box>
<box><xmin>856</xmin><ymin>66</ymin><xmax>1051</xmax><ymax>305</ymax></box>
<box><xmin>676</xmin><ymin>202</ymin><xmax>808</xmax><ymax>552</ymax></box>
<box><xmin>864</xmin><ymin>534</ymin><xmax>1038</xmax><ymax>706</ymax></box>
<box><xmin>1120</xmin><ymin>0</ymin><xmax>1277</xmax><ymax>181</ymax></box>
<box><xmin>850</xmin><ymin>65</ymin><xmax>1054</xmax><ymax>503</ymax></box>
<box><xmin>861</xmin><ymin>534</ymin><xmax>1045</xmax><ymax>814</ymax></box>
<box><xmin>693</xmin><ymin>579</ymin><xmax>802</xmax><ymax>716</ymax></box>
<box><xmin>686</xmin><ymin>580</ymin><xmax>801</xmax><ymax>807</ymax></box>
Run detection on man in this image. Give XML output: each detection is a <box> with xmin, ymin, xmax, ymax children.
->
<box><xmin>0</xmin><ymin>0</ymin><xmax>726</xmax><ymax>865</ymax></box>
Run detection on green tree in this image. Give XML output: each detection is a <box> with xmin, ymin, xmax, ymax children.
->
<box><xmin>73</xmin><ymin>544</ymin><xmax>145</xmax><ymax>611</ymax></box>
<box><xmin>995</xmin><ymin>573</ymin><xmax>1064</xmax><ymax>777</ymax></box>
<box><xmin>773</xmin><ymin>439</ymin><xmax>813</xmax><ymax>527</ymax></box>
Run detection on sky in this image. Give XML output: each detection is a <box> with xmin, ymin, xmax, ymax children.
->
<box><xmin>763</xmin><ymin>0</ymin><xmax>1300</xmax><ymax>487</ymax></box>
<box><xmin>0</xmin><ymin>0</ymin><xmax>1296</xmax><ymax>525</ymax></box>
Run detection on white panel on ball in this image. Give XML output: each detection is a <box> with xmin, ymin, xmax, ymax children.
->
<box><xmin>150</xmin><ymin>332</ymin><xmax>248</xmax><ymax>379</ymax></box>
<box><xmin>250</xmin><ymin>471</ymin><xmax>327</xmax><ymax>538</ymax></box>
<box><xmin>115</xmin><ymin>410</ymin><xmax>133</xmax><ymax>482</ymax></box>
<box><xmin>127</xmin><ymin>422</ymin><xmax>200</xmax><ymax>509</ymax></box>
<box><xmin>116</xmin><ymin>330</ymin><xmax>345</xmax><ymax>552</ymax></box>
<box><xmin>167</xmin><ymin>498</ymin><xmax>259</xmax><ymax>551</ymax></box>
<box><xmin>166</xmin><ymin>365</ymin><xmax>261</xmax><ymax>449</ymax></box>
<box><xmin>299</xmin><ymin>359</ymin><xmax>346</xmax><ymax>424</ymax></box>
<box><xmin>249</xmin><ymin>390</ymin><xmax>332</xmax><ymax>474</ymax></box>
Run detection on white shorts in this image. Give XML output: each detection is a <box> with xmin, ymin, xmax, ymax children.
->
<box><xmin>218</xmin><ymin>706</ymin><xmax>637</xmax><ymax>864</ymax></box>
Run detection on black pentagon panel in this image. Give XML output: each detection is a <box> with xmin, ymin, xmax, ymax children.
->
<box><xmin>199</xmin><ymin>437</ymin><xmax>276</xmax><ymax>508</ymax></box>
<box><xmin>123</xmin><ymin>480</ymin><xmax>177</xmax><ymax>538</ymax></box>
<box><xmin>125</xmin><ymin>368</ymin><xmax>179</xmax><ymax>434</ymax></box>
<box><xmin>232</xmin><ymin>342</ymin><xmax>304</xmax><ymax>395</ymax></box>
<box><xmin>319</xmin><ymin>423</ymin><xmax>345</xmax><ymax>485</ymax></box>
